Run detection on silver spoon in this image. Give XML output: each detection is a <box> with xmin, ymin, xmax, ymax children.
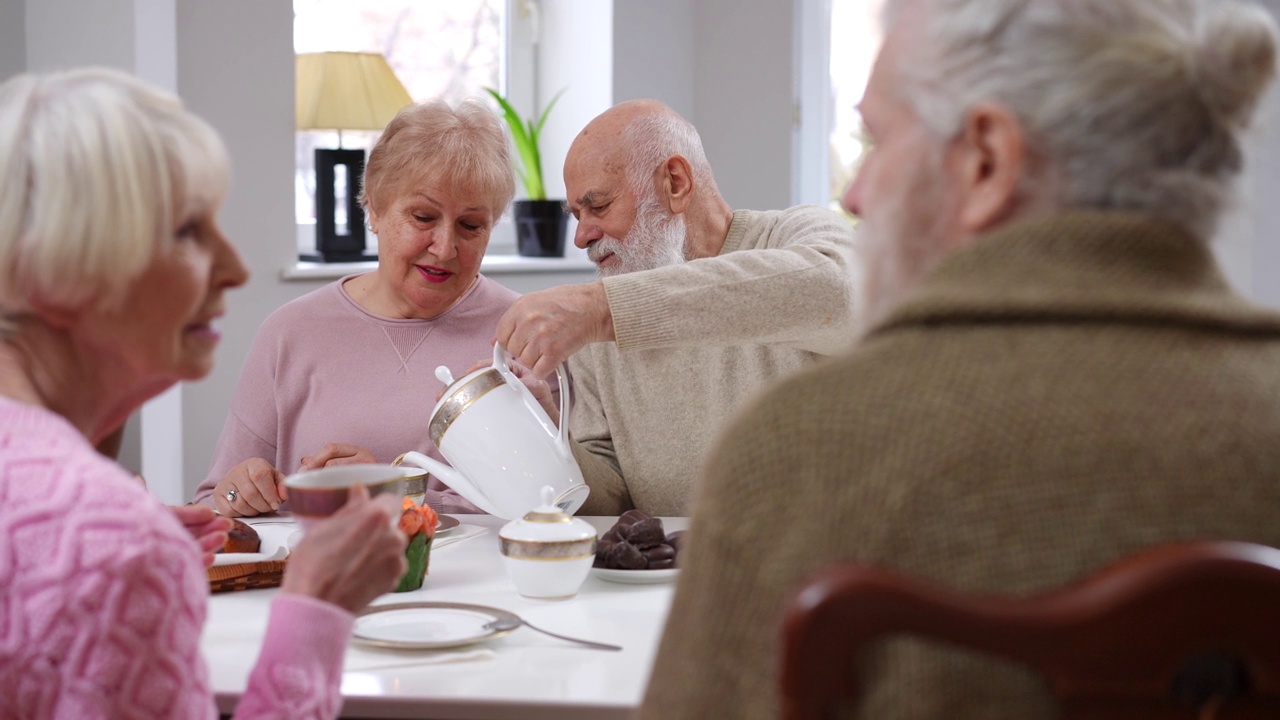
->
<box><xmin>484</xmin><ymin>616</ymin><xmax>622</xmax><ymax>651</ymax></box>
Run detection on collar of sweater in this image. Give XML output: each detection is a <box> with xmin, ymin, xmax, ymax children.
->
<box><xmin>870</xmin><ymin>211</ymin><xmax>1280</xmax><ymax>338</ymax></box>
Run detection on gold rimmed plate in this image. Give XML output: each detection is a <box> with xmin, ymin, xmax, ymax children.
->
<box><xmin>352</xmin><ymin>601</ymin><xmax>519</xmax><ymax>650</ymax></box>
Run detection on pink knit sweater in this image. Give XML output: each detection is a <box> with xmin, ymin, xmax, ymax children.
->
<box><xmin>0</xmin><ymin>397</ymin><xmax>354</xmax><ymax>719</ymax></box>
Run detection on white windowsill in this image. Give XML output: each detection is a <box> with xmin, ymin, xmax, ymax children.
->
<box><xmin>281</xmin><ymin>253</ymin><xmax>597</xmax><ymax>281</ymax></box>
<box><xmin>285</xmin><ymin>216</ymin><xmax>594</xmax><ymax>280</ymax></box>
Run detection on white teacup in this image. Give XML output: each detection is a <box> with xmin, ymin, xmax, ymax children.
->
<box><xmin>284</xmin><ymin>464</ymin><xmax>426</xmax><ymax>525</ymax></box>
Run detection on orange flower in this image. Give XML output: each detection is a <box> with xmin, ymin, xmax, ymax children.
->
<box><xmin>400</xmin><ymin>497</ymin><xmax>440</xmax><ymax>539</ymax></box>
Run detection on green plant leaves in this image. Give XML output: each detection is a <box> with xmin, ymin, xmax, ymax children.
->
<box><xmin>394</xmin><ymin>532</ymin><xmax>432</xmax><ymax>593</ymax></box>
<box><xmin>485</xmin><ymin>87</ymin><xmax>566</xmax><ymax>201</ymax></box>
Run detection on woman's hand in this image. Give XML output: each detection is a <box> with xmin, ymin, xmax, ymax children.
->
<box><xmin>299</xmin><ymin>443</ymin><xmax>377</xmax><ymax>470</ymax></box>
<box><xmin>281</xmin><ymin>484</ymin><xmax>407</xmax><ymax>612</ymax></box>
<box><xmin>506</xmin><ymin>358</ymin><xmax>559</xmax><ymax>426</ymax></box>
<box><xmin>171</xmin><ymin>504</ymin><xmax>231</xmax><ymax>568</ymax></box>
<box><xmin>214</xmin><ymin>458</ymin><xmax>286</xmax><ymax>517</ymax></box>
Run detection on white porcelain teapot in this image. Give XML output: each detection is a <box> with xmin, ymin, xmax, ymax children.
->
<box><xmin>395</xmin><ymin>343</ymin><xmax>589</xmax><ymax>520</ymax></box>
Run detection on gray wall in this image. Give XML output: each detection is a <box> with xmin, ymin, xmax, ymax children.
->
<box><xmin>611</xmin><ymin>0</ymin><xmax>796</xmax><ymax>209</ymax></box>
<box><xmin>0</xmin><ymin>1</ymin><xmax>25</xmax><ymax>78</ymax></box>
<box><xmin>1249</xmin><ymin>0</ymin><xmax>1280</xmax><ymax>308</ymax></box>
<box><xmin>612</xmin><ymin>0</ymin><xmax>696</xmax><ymax>120</ymax></box>
<box><xmin>175</xmin><ymin>0</ymin><xmax>311</xmax><ymax>493</ymax></box>
<box><xmin>692</xmin><ymin>0</ymin><xmax>796</xmax><ymax>209</ymax></box>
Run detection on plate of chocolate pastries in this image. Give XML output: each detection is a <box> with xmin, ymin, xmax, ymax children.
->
<box><xmin>591</xmin><ymin>509</ymin><xmax>684</xmax><ymax>584</ymax></box>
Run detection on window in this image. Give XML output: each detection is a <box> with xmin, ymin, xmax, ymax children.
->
<box><xmin>794</xmin><ymin>0</ymin><xmax>882</xmax><ymax>218</ymax></box>
<box><xmin>292</xmin><ymin>0</ymin><xmax>516</xmax><ymax>258</ymax></box>
<box><xmin>827</xmin><ymin>0</ymin><xmax>883</xmax><ymax>216</ymax></box>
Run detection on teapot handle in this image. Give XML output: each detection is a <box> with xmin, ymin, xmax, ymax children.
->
<box><xmin>492</xmin><ymin>343</ymin><xmax>572</xmax><ymax>449</ymax></box>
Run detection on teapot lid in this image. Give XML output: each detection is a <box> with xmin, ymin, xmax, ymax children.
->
<box><xmin>499</xmin><ymin>486</ymin><xmax>596</xmax><ymax>543</ymax></box>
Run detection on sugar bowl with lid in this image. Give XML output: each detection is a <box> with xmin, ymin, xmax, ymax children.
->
<box><xmin>499</xmin><ymin>487</ymin><xmax>598</xmax><ymax>599</ymax></box>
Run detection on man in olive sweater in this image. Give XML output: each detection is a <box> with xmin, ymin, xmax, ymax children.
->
<box><xmin>497</xmin><ymin>100</ymin><xmax>857</xmax><ymax>516</ymax></box>
<box><xmin>641</xmin><ymin>0</ymin><xmax>1280</xmax><ymax>718</ymax></box>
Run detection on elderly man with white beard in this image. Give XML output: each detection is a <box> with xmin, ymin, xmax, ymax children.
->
<box><xmin>495</xmin><ymin>99</ymin><xmax>857</xmax><ymax>516</ymax></box>
<box><xmin>639</xmin><ymin>0</ymin><xmax>1280</xmax><ymax>718</ymax></box>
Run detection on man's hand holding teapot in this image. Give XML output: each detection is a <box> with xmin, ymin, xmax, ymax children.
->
<box><xmin>494</xmin><ymin>282</ymin><xmax>614</xmax><ymax>379</ymax></box>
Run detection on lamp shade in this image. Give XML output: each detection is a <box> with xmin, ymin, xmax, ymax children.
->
<box><xmin>296</xmin><ymin>51</ymin><xmax>413</xmax><ymax>131</ymax></box>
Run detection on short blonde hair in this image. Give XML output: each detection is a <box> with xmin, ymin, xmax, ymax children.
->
<box><xmin>0</xmin><ymin>67</ymin><xmax>229</xmax><ymax>332</ymax></box>
<box><xmin>360</xmin><ymin>98</ymin><xmax>515</xmax><ymax>219</ymax></box>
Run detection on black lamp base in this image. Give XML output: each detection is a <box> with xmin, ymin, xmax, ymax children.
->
<box><xmin>312</xmin><ymin>147</ymin><xmax>372</xmax><ymax>262</ymax></box>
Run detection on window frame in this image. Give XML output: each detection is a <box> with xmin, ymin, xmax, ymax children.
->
<box><xmin>293</xmin><ymin>0</ymin><xmax>536</xmax><ymax>264</ymax></box>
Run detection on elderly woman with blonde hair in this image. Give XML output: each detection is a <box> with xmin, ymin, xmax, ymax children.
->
<box><xmin>194</xmin><ymin>98</ymin><xmax>524</xmax><ymax>517</ymax></box>
<box><xmin>0</xmin><ymin>67</ymin><xmax>407</xmax><ymax>717</ymax></box>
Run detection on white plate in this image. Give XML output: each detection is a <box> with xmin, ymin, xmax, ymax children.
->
<box><xmin>434</xmin><ymin>514</ymin><xmax>461</xmax><ymax>536</ymax></box>
<box><xmin>352</xmin><ymin>602</ymin><xmax>519</xmax><ymax>650</ymax></box>
<box><xmin>590</xmin><ymin>567</ymin><xmax>680</xmax><ymax>584</ymax></box>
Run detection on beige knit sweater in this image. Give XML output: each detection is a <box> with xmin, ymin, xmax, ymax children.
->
<box><xmin>640</xmin><ymin>212</ymin><xmax>1280</xmax><ymax>719</ymax></box>
<box><xmin>570</xmin><ymin>206</ymin><xmax>857</xmax><ymax>516</ymax></box>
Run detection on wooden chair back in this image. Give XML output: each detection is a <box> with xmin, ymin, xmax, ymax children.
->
<box><xmin>779</xmin><ymin>541</ymin><xmax>1280</xmax><ymax>720</ymax></box>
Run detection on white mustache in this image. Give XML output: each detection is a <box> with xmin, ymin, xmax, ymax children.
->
<box><xmin>587</xmin><ymin>236</ymin><xmax>624</xmax><ymax>265</ymax></box>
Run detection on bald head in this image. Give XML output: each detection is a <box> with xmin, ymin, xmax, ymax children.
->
<box><xmin>564</xmin><ymin>99</ymin><xmax>735</xmax><ymax>272</ymax></box>
<box><xmin>571</xmin><ymin>99</ymin><xmax>683</xmax><ymax>154</ymax></box>
<box><xmin>566</xmin><ymin>100</ymin><xmax>717</xmax><ymax>200</ymax></box>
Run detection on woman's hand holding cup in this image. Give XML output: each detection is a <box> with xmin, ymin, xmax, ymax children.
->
<box><xmin>281</xmin><ymin>483</ymin><xmax>407</xmax><ymax>612</ymax></box>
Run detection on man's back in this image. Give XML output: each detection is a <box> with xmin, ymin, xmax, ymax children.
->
<box><xmin>643</xmin><ymin>212</ymin><xmax>1280</xmax><ymax>719</ymax></box>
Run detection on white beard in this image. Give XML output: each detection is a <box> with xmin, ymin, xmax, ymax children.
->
<box><xmin>853</xmin><ymin>149</ymin><xmax>952</xmax><ymax>339</ymax></box>
<box><xmin>589</xmin><ymin>197</ymin><xmax>688</xmax><ymax>277</ymax></box>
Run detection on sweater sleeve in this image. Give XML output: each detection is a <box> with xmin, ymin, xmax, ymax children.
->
<box><xmin>193</xmin><ymin>323</ymin><xmax>283</xmax><ymax>505</ymax></box>
<box><xmin>603</xmin><ymin>206</ymin><xmax>857</xmax><ymax>356</ymax></box>
<box><xmin>231</xmin><ymin>594</ymin><xmax>354</xmax><ymax>719</ymax></box>
<box><xmin>567</xmin><ymin>352</ymin><xmax>633</xmax><ymax>515</ymax></box>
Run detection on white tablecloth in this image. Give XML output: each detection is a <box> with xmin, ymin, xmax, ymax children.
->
<box><xmin>202</xmin><ymin>514</ymin><xmax>687</xmax><ymax>720</ymax></box>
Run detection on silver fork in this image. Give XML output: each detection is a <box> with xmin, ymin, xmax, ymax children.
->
<box><xmin>483</xmin><ymin>616</ymin><xmax>622</xmax><ymax>651</ymax></box>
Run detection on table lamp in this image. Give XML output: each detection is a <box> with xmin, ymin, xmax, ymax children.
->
<box><xmin>296</xmin><ymin>51</ymin><xmax>413</xmax><ymax>262</ymax></box>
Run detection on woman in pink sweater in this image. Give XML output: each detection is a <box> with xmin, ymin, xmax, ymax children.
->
<box><xmin>0</xmin><ymin>68</ymin><xmax>407</xmax><ymax>718</ymax></box>
<box><xmin>194</xmin><ymin>98</ymin><xmax>523</xmax><ymax>517</ymax></box>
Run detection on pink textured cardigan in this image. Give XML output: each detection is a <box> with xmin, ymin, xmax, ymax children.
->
<box><xmin>0</xmin><ymin>397</ymin><xmax>354</xmax><ymax>719</ymax></box>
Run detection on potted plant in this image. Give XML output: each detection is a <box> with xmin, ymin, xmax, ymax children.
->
<box><xmin>486</xmin><ymin>87</ymin><xmax>568</xmax><ymax>257</ymax></box>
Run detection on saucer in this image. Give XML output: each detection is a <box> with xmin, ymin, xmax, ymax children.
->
<box><xmin>352</xmin><ymin>601</ymin><xmax>520</xmax><ymax>650</ymax></box>
<box><xmin>435</xmin><ymin>514</ymin><xmax>461</xmax><ymax>536</ymax></box>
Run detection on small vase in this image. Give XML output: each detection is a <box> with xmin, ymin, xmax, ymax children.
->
<box><xmin>514</xmin><ymin>199</ymin><xmax>568</xmax><ymax>257</ymax></box>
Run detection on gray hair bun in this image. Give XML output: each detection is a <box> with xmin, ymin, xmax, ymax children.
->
<box><xmin>1194</xmin><ymin>1</ymin><xmax>1279</xmax><ymax>128</ymax></box>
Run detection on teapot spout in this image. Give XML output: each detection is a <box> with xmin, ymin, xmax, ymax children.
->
<box><xmin>393</xmin><ymin>451</ymin><xmax>502</xmax><ymax>517</ymax></box>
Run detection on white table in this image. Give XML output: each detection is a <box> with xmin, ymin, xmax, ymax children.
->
<box><xmin>202</xmin><ymin>515</ymin><xmax>687</xmax><ymax>719</ymax></box>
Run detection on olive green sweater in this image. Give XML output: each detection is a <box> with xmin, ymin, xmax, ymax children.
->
<box><xmin>570</xmin><ymin>206</ymin><xmax>857</xmax><ymax>516</ymax></box>
<box><xmin>641</xmin><ymin>212</ymin><xmax>1280</xmax><ymax>719</ymax></box>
